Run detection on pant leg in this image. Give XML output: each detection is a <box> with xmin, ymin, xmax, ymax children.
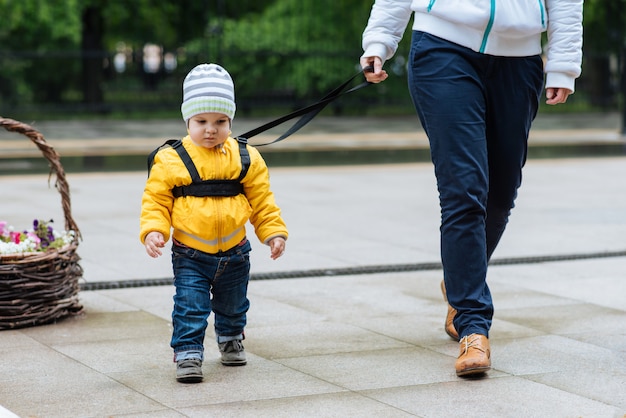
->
<box><xmin>170</xmin><ymin>244</ymin><xmax>217</xmax><ymax>360</ymax></box>
<box><xmin>212</xmin><ymin>240</ymin><xmax>251</xmax><ymax>341</ymax></box>
<box><xmin>484</xmin><ymin>55</ymin><xmax>544</xmax><ymax>259</ymax></box>
<box><xmin>408</xmin><ymin>31</ymin><xmax>493</xmax><ymax>338</ymax></box>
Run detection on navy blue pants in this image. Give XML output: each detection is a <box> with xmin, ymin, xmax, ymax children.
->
<box><xmin>408</xmin><ymin>31</ymin><xmax>544</xmax><ymax>338</ymax></box>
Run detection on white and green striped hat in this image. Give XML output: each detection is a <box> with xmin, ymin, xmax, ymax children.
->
<box><xmin>181</xmin><ymin>63</ymin><xmax>236</xmax><ymax>122</ymax></box>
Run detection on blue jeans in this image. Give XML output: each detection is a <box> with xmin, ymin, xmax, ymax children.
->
<box><xmin>407</xmin><ymin>31</ymin><xmax>544</xmax><ymax>338</ymax></box>
<box><xmin>170</xmin><ymin>239</ymin><xmax>251</xmax><ymax>361</ymax></box>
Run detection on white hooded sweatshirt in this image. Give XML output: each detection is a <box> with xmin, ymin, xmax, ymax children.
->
<box><xmin>362</xmin><ymin>0</ymin><xmax>582</xmax><ymax>92</ymax></box>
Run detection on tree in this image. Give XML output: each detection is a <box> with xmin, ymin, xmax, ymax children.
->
<box><xmin>581</xmin><ymin>0</ymin><xmax>626</xmax><ymax>111</ymax></box>
<box><xmin>184</xmin><ymin>0</ymin><xmax>408</xmax><ymax>110</ymax></box>
<box><xmin>0</xmin><ymin>0</ymin><xmax>82</xmax><ymax>104</ymax></box>
<box><xmin>0</xmin><ymin>0</ymin><xmax>221</xmax><ymax>110</ymax></box>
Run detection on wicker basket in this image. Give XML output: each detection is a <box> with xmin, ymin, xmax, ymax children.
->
<box><xmin>0</xmin><ymin>117</ymin><xmax>83</xmax><ymax>330</ymax></box>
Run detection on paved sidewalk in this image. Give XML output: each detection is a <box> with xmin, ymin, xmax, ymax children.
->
<box><xmin>0</xmin><ymin>114</ymin><xmax>626</xmax><ymax>418</ymax></box>
<box><xmin>0</xmin><ymin>114</ymin><xmax>625</xmax><ymax>417</ymax></box>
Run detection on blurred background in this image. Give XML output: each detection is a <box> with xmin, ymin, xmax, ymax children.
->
<box><xmin>0</xmin><ymin>0</ymin><xmax>625</xmax><ymax>130</ymax></box>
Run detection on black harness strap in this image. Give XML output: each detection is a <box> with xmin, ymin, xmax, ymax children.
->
<box><xmin>172</xmin><ymin>179</ymin><xmax>244</xmax><ymax>198</ymax></box>
<box><xmin>148</xmin><ymin>137</ymin><xmax>250</xmax><ymax>198</ymax></box>
<box><xmin>236</xmin><ymin>66</ymin><xmax>373</xmax><ymax>146</ymax></box>
<box><xmin>147</xmin><ymin>139</ymin><xmax>179</xmax><ymax>176</ymax></box>
<box><xmin>236</xmin><ymin>138</ymin><xmax>250</xmax><ymax>181</ymax></box>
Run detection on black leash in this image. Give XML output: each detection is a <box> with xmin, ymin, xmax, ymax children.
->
<box><xmin>237</xmin><ymin>66</ymin><xmax>373</xmax><ymax>146</ymax></box>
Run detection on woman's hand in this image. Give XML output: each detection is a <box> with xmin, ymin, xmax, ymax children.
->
<box><xmin>546</xmin><ymin>87</ymin><xmax>572</xmax><ymax>105</ymax></box>
<box><xmin>360</xmin><ymin>56</ymin><xmax>388</xmax><ymax>83</ymax></box>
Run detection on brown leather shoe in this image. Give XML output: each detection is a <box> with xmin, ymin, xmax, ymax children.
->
<box><xmin>455</xmin><ymin>334</ymin><xmax>491</xmax><ymax>377</ymax></box>
<box><xmin>440</xmin><ymin>280</ymin><xmax>459</xmax><ymax>341</ymax></box>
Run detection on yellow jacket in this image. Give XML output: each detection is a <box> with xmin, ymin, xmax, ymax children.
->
<box><xmin>140</xmin><ymin>136</ymin><xmax>288</xmax><ymax>253</ymax></box>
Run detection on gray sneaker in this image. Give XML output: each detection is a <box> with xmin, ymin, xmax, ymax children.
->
<box><xmin>176</xmin><ymin>359</ymin><xmax>203</xmax><ymax>383</ymax></box>
<box><xmin>218</xmin><ymin>339</ymin><xmax>247</xmax><ymax>366</ymax></box>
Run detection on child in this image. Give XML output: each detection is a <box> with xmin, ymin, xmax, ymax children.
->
<box><xmin>140</xmin><ymin>63</ymin><xmax>288</xmax><ymax>383</ymax></box>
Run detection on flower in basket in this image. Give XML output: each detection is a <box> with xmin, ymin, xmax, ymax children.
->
<box><xmin>0</xmin><ymin>219</ymin><xmax>75</xmax><ymax>255</ymax></box>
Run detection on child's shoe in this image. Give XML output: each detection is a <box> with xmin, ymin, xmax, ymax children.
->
<box><xmin>176</xmin><ymin>359</ymin><xmax>203</xmax><ymax>383</ymax></box>
<box><xmin>218</xmin><ymin>339</ymin><xmax>247</xmax><ymax>366</ymax></box>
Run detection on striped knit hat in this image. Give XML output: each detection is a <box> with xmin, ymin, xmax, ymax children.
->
<box><xmin>181</xmin><ymin>63</ymin><xmax>236</xmax><ymax>122</ymax></box>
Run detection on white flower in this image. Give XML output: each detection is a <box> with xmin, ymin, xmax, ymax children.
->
<box><xmin>0</xmin><ymin>220</ymin><xmax>75</xmax><ymax>256</ymax></box>
<box><xmin>0</xmin><ymin>237</ymin><xmax>38</xmax><ymax>255</ymax></box>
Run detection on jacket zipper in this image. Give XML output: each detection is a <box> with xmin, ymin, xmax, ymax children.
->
<box><xmin>214</xmin><ymin>147</ymin><xmax>224</xmax><ymax>250</ymax></box>
<box><xmin>479</xmin><ymin>0</ymin><xmax>496</xmax><ymax>53</ymax></box>
<box><xmin>426</xmin><ymin>0</ymin><xmax>545</xmax><ymax>51</ymax></box>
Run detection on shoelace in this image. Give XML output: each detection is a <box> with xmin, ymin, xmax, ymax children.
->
<box><xmin>178</xmin><ymin>359</ymin><xmax>201</xmax><ymax>367</ymax></box>
<box><xmin>460</xmin><ymin>334</ymin><xmax>486</xmax><ymax>355</ymax></box>
<box><xmin>224</xmin><ymin>340</ymin><xmax>244</xmax><ymax>353</ymax></box>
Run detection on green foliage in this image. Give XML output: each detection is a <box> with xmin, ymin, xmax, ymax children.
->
<box><xmin>1</xmin><ymin>0</ymin><xmax>614</xmax><ymax>118</ymax></box>
<box><xmin>0</xmin><ymin>0</ymin><xmax>82</xmax><ymax>46</ymax></box>
<box><xmin>0</xmin><ymin>0</ymin><xmax>83</xmax><ymax>103</ymax></box>
<box><xmin>186</xmin><ymin>0</ymin><xmax>379</xmax><ymax>99</ymax></box>
<box><xmin>582</xmin><ymin>0</ymin><xmax>626</xmax><ymax>53</ymax></box>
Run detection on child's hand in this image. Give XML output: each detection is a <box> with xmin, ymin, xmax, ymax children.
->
<box><xmin>268</xmin><ymin>236</ymin><xmax>286</xmax><ymax>260</ymax></box>
<box><xmin>144</xmin><ymin>231</ymin><xmax>165</xmax><ymax>258</ymax></box>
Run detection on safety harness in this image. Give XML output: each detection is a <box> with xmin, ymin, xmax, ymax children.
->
<box><xmin>146</xmin><ymin>66</ymin><xmax>373</xmax><ymax>198</ymax></box>
<box><xmin>147</xmin><ymin>137</ymin><xmax>250</xmax><ymax>197</ymax></box>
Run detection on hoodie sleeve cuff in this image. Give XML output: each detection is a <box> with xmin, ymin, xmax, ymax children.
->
<box><xmin>362</xmin><ymin>43</ymin><xmax>391</xmax><ymax>64</ymax></box>
<box><xmin>545</xmin><ymin>72</ymin><xmax>576</xmax><ymax>93</ymax></box>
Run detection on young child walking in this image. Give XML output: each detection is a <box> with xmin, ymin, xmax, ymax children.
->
<box><xmin>140</xmin><ymin>63</ymin><xmax>288</xmax><ymax>383</ymax></box>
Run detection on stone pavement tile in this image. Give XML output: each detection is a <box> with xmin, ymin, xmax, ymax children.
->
<box><xmin>53</xmin><ymin>336</ymin><xmax>172</xmax><ymax>374</ymax></box>
<box><xmin>245</xmin><ymin>293</ymin><xmax>328</xmax><ymax>326</ymax></box>
<box><xmin>82</xmin><ymin>286</ymin><xmax>177</xmax><ymax>321</ymax></box>
<box><xmin>247</xmin><ymin>273</ymin><xmax>442</xmax><ymax>323</ymax></box>
<box><xmin>19</xmin><ymin>310</ymin><xmax>171</xmax><ymax>345</ymax></box>
<box><xmin>351</xmin><ymin>310</ymin><xmax>544</xmax><ymax>349</ymax></box>
<box><xmin>489</xmin><ymin>280</ymin><xmax>582</xmax><ymax>311</ymax></box>
<box><xmin>488</xmin><ymin>335</ymin><xmax>626</xmax><ymax>411</ymax></box>
<box><xmin>496</xmin><ymin>302</ymin><xmax>626</xmax><ymax>338</ymax></box>
<box><xmin>527</xmin><ymin>369</ymin><xmax>626</xmax><ymax>412</ymax></box>
<box><xmin>0</xmin><ymin>343</ymin><xmax>167</xmax><ymax>418</ymax></box>
<box><xmin>246</xmin><ymin>322</ymin><xmax>413</xmax><ymax>360</ymax></box>
<box><xmin>490</xmin><ymin>259</ymin><xmax>626</xmax><ymax>311</ymax></box>
<box><xmin>491</xmin><ymin>334</ymin><xmax>625</xmax><ymax>374</ymax></box>
<box><xmin>179</xmin><ymin>392</ymin><xmax>416</xmax><ymax>418</ymax></box>
<box><xmin>108</xmin><ymin>355</ymin><xmax>346</xmax><ymax>410</ymax></box>
<box><xmin>0</xmin><ymin>329</ymin><xmax>39</xmax><ymax>349</ymax></box>
<box><xmin>361</xmin><ymin>376</ymin><xmax>622</xmax><ymax>418</ymax></box>
<box><xmin>258</xmin><ymin>163</ymin><xmax>441</xmax><ymax>270</ymax></box>
<box><xmin>492</xmin><ymin>158</ymin><xmax>626</xmax><ymax>259</ymax></box>
<box><xmin>275</xmin><ymin>346</ymin><xmax>497</xmax><ymax>392</ymax></box>
<box><xmin>570</xmin><ymin>332</ymin><xmax>626</xmax><ymax>355</ymax></box>
<box><xmin>77</xmin><ymin>289</ymin><xmax>146</xmax><ymax>313</ymax></box>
